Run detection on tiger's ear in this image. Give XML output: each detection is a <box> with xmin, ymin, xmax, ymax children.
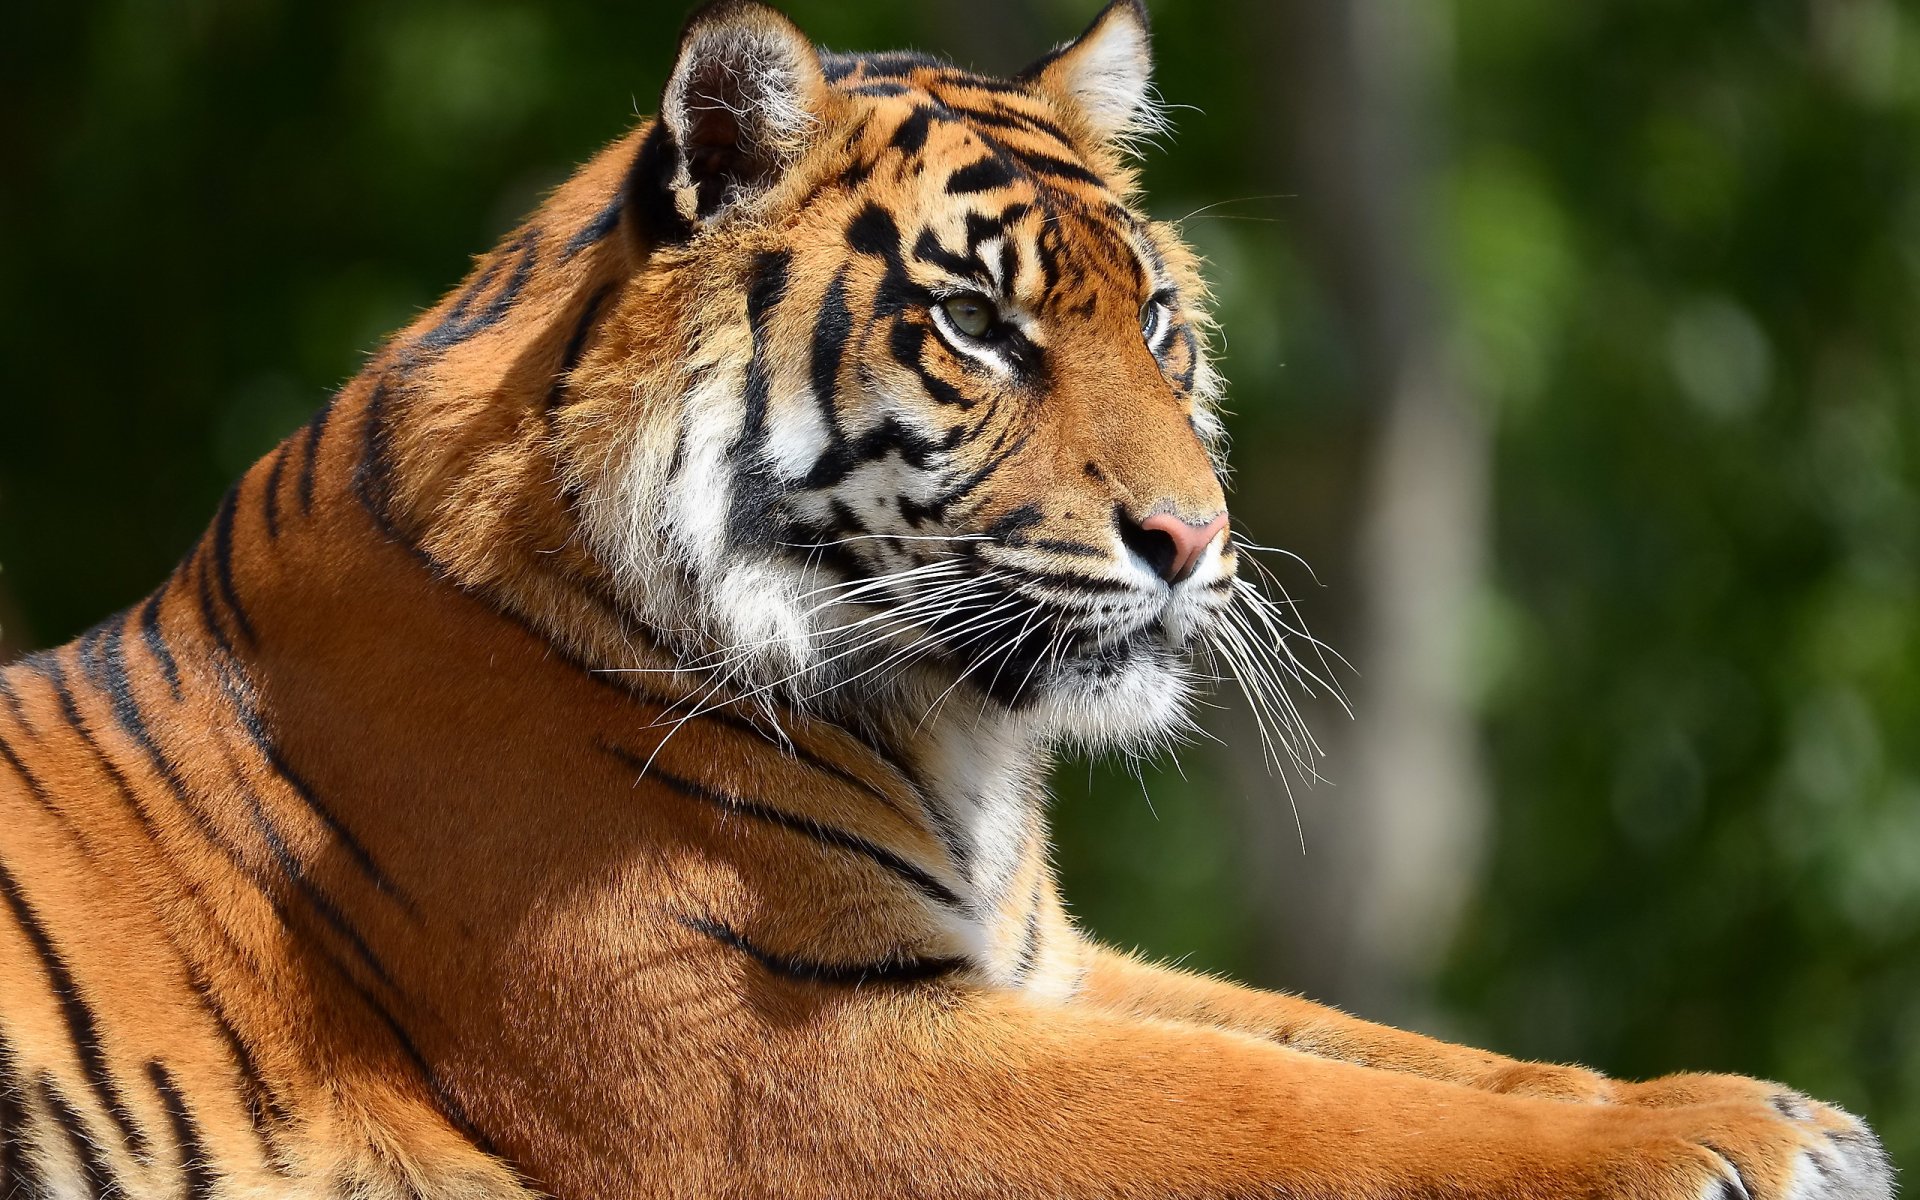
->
<box><xmin>1020</xmin><ymin>0</ymin><xmax>1161</xmax><ymax>151</ymax></box>
<box><xmin>659</xmin><ymin>0</ymin><xmax>827</xmax><ymax>224</ymax></box>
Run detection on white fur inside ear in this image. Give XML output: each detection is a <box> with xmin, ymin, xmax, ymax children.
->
<box><xmin>1043</xmin><ymin>6</ymin><xmax>1164</xmax><ymax>149</ymax></box>
<box><xmin>662</xmin><ymin>10</ymin><xmax>821</xmax><ymax>217</ymax></box>
<box><xmin>667</xmin><ymin>25</ymin><xmax>815</xmax><ymax>151</ymax></box>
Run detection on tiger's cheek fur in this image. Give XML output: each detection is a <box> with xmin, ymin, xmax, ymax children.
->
<box><xmin>562</xmin><ymin>253</ymin><xmax>819</xmax><ymax>682</ymax></box>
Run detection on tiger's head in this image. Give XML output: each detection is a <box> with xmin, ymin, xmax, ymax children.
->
<box><xmin>560</xmin><ymin>0</ymin><xmax>1248</xmax><ymax>756</ymax></box>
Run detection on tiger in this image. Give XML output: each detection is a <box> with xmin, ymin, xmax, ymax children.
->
<box><xmin>0</xmin><ymin>1</ymin><xmax>1896</xmax><ymax>1197</ymax></box>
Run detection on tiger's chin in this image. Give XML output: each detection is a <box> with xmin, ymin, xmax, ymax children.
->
<box><xmin>1011</xmin><ymin>636</ymin><xmax>1201</xmax><ymax>756</ymax></box>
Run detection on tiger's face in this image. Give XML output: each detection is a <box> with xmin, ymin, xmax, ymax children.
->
<box><xmin>575</xmin><ymin>0</ymin><xmax>1242</xmax><ymax>753</ymax></box>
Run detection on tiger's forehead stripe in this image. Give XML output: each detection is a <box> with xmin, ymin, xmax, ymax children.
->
<box><xmin>807</xmin><ymin>69</ymin><xmax>1162</xmax><ymax>320</ymax></box>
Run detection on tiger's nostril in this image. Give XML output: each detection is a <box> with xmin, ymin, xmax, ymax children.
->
<box><xmin>1118</xmin><ymin>517</ymin><xmax>1180</xmax><ymax>582</ymax></box>
<box><xmin>1116</xmin><ymin>506</ymin><xmax>1228</xmax><ymax>585</ymax></box>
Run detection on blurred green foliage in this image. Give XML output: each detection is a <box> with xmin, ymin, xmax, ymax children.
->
<box><xmin>1</xmin><ymin>0</ymin><xmax>1915</xmax><ymax>1170</ymax></box>
<box><xmin>1442</xmin><ymin>0</ymin><xmax>1920</xmax><ymax>1160</ymax></box>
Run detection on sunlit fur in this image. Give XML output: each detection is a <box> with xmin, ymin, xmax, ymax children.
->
<box><xmin>0</xmin><ymin>3</ymin><xmax>1891</xmax><ymax>1198</ymax></box>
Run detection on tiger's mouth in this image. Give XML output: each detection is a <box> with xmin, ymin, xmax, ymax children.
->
<box><xmin>900</xmin><ymin>587</ymin><xmax>1199</xmax><ymax>710</ymax></box>
<box><xmin>776</xmin><ymin>534</ymin><xmax>1242</xmax><ymax>744</ymax></box>
<box><xmin>1033</xmin><ymin>625</ymin><xmax>1181</xmax><ymax>686</ymax></box>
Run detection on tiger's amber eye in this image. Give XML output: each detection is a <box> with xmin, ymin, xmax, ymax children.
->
<box><xmin>940</xmin><ymin>295</ymin><xmax>997</xmax><ymax>339</ymax></box>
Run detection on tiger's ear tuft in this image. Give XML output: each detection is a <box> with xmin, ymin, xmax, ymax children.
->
<box><xmin>1021</xmin><ymin>0</ymin><xmax>1162</xmax><ymax>153</ymax></box>
<box><xmin>660</xmin><ymin>1</ymin><xmax>826</xmax><ymax>224</ymax></box>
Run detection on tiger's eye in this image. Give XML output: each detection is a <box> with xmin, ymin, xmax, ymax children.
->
<box><xmin>1141</xmin><ymin>296</ymin><xmax>1172</xmax><ymax>344</ymax></box>
<box><xmin>941</xmin><ymin>295</ymin><xmax>997</xmax><ymax>339</ymax></box>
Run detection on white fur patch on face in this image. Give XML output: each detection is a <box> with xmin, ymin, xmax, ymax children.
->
<box><xmin>762</xmin><ymin>376</ymin><xmax>832</xmax><ymax>479</ymax></box>
<box><xmin>665</xmin><ymin>379</ymin><xmax>743</xmax><ymax>568</ymax></box>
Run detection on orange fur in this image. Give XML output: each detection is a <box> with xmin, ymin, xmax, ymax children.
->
<box><xmin>0</xmin><ymin>3</ymin><xmax>1890</xmax><ymax>1197</ymax></box>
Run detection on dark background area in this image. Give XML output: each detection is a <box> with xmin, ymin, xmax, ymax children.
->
<box><xmin>3</xmin><ymin>0</ymin><xmax>1916</xmax><ymax>1166</ymax></box>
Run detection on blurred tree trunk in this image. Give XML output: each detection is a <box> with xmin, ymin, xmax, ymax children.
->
<box><xmin>1225</xmin><ymin>0</ymin><xmax>1492</xmax><ymax>1025</ymax></box>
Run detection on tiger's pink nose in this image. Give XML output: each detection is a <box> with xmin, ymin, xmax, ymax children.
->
<box><xmin>1118</xmin><ymin>508</ymin><xmax>1230</xmax><ymax>585</ymax></box>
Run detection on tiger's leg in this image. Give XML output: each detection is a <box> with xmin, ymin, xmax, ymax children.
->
<box><xmin>1073</xmin><ymin>942</ymin><xmax>1891</xmax><ymax>1141</ymax></box>
<box><xmin>625</xmin><ymin>975</ymin><xmax>1891</xmax><ymax>1200</ymax></box>
<box><xmin>1074</xmin><ymin>943</ymin><xmax>1616</xmax><ymax>1099</ymax></box>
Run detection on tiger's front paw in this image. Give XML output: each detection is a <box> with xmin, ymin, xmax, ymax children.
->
<box><xmin>1774</xmin><ymin>1107</ymin><xmax>1897</xmax><ymax>1200</ymax></box>
<box><xmin>1601</xmin><ymin>1086</ymin><xmax>1894</xmax><ymax>1200</ymax></box>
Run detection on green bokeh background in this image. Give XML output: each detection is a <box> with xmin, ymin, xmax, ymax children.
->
<box><xmin>3</xmin><ymin>0</ymin><xmax>1916</xmax><ymax>1170</ymax></box>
